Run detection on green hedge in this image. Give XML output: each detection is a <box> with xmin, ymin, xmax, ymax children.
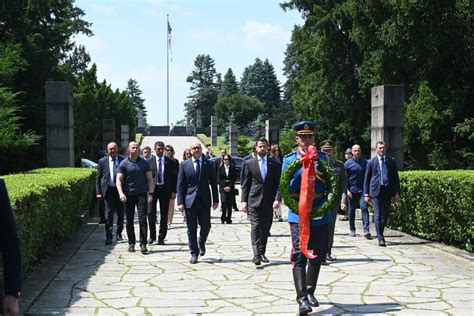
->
<box><xmin>390</xmin><ymin>170</ymin><xmax>474</xmax><ymax>252</ymax></box>
<box><xmin>3</xmin><ymin>168</ymin><xmax>96</xmax><ymax>271</ymax></box>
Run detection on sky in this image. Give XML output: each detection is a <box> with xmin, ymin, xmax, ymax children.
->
<box><xmin>75</xmin><ymin>0</ymin><xmax>303</xmax><ymax>126</ymax></box>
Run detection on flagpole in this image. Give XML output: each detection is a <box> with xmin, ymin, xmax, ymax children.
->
<box><xmin>166</xmin><ymin>14</ymin><xmax>170</xmax><ymax>126</ymax></box>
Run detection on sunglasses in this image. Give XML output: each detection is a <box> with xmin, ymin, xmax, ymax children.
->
<box><xmin>223</xmin><ymin>158</ymin><xmax>229</xmax><ymax>161</ymax></box>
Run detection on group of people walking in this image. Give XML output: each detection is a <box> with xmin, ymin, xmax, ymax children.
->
<box><xmin>95</xmin><ymin>119</ymin><xmax>401</xmax><ymax>315</ymax></box>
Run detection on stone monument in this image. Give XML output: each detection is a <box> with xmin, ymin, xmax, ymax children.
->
<box><xmin>265</xmin><ymin>119</ymin><xmax>279</xmax><ymax>145</ymax></box>
<box><xmin>103</xmin><ymin>119</ymin><xmax>115</xmax><ymax>149</ymax></box>
<box><xmin>211</xmin><ymin>115</ymin><xmax>218</xmax><ymax>146</ymax></box>
<box><xmin>121</xmin><ymin>125</ymin><xmax>129</xmax><ymax>148</ymax></box>
<box><xmin>229</xmin><ymin>124</ymin><xmax>238</xmax><ymax>156</ymax></box>
<box><xmin>371</xmin><ymin>85</ymin><xmax>404</xmax><ymax>170</ymax></box>
<box><xmin>45</xmin><ymin>81</ymin><xmax>75</xmax><ymax>167</ymax></box>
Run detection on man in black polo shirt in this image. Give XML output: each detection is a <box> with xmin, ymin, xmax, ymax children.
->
<box><xmin>117</xmin><ymin>141</ymin><xmax>154</xmax><ymax>254</ymax></box>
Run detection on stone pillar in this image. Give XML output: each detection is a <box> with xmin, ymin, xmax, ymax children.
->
<box><xmin>46</xmin><ymin>81</ymin><xmax>75</xmax><ymax>167</ymax></box>
<box><xmin>121</xmin><ymin>125</ymin><xmax>129</xmax><ymax>148</ymax></box>
<box><xmin>103</xmin><ymin>119</ymin><xmax>115</xmax><ymax>149</ymax></box>
<box><xmin>229</xmin><ymin>124</ymin><xmax>239</xmax><ymax>156</ymax></box>
<box><xmin>196</xmin><ymin>110</ymin><xmax>202</xmax><ymax>128</ymax></box>
<box><xmin>371</xmin><ymin>85</ymin><xmax>404</xmax><ymax>170</ymax></box>
<box><xmin>210</xmin><ymin>115</ymin><xmax>218</xmax><ymax>146</ymax></box>
<box><xmin>265</xmin><ymin>119</ymin><xmax>280</xmax><ymax>145</ymax></box>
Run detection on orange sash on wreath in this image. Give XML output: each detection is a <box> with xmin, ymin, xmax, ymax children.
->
<box><xmin>297</xmin><ymin>145</ymin><xmax>319</xmax><ymax>259</ymax></box>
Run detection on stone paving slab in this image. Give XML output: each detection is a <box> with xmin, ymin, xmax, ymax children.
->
<box><xmin>25</xmin><ymin>198</ymin><xmax>473</xmax><ymax>315</ymax></box>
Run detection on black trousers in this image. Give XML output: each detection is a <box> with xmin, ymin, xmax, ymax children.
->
<box><xmin>372</xmin><ymin>186</ymin><xmax>392</xmax><ymax>241</ymax></box>
<box><xmin>248</xmin><ymin>205</ymin><xmax>273</xmax><ymax>257</ymax></box>
<box><xmin>185</xmin><ymin>197</ymin><xmax>211</xmax><ymax>255</ymax></box>
<box><xmin>148</xmin><ymin>185</ymin><xmax>170</xmax><ymax>241</ymax></box>
<box><xmin>125</xmin><ymin>193</ymin><xmax>147</xmax><ymax>245</ymax></box>
<box><xmin>327</xmin><ymin>204</ymin><xmax>339</xmax><ymax>255</ymax></box>
<box><xmin>104</xmin><ymin>186</ymin><xmax>124</xmax><ymax>239</ymax></box>
<box><xmin>220</xmin><ymin>190</ymin><xmax>234</xmax><ymax>223</ymax></box>
<box><xmin>290</xmin><ymin>223</ymin><xmax>328</xmax><ymax>267</ymax></box>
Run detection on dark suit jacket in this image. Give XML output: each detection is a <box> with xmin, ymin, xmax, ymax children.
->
<box><xmin>241</xmin><ymin>156</ymin><xmax>281</xmax><ymax>209</ymax></box>
<box><xmin>364</xmin><ymin>156</ymin><xmax>401</xmax><ymax>198</ymax></box>
<box><xmin>240</xmin><ymin>154</ymin><xmax>255</xmax><ymax>184</ymax></box>
<box><xmin>217</xmin><ymin>164</ymin><xmax>237</xmax><ymax>192</ymax></box>
<box><xmin>0</xmin><ymin>179</ymin><xmax>22</xmax><ymax>297</ymax></box>
<box><xmin>147</xmin><ymin>155</ymin><xmax>178</xmax><ymax>196</ymax></box>
<box><xmin>96</xmin><ymin>155</ymin><xmax>124</xmax><ymax>197</ymax></box>
<box><xmin>177</xmin><ymin>157</ymin><xmax>218</xmax><ymax>209</ymax></box>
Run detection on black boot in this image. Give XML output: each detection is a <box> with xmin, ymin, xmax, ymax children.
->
<box><xmin>306</xmin><ymin>263</ymin><xmax>321</xmax><ymax>307</ymax></box>
<box><xmin>293</xmin><ymin>267</ymin><xmax>313</xmax><ymax>315</ymax></box>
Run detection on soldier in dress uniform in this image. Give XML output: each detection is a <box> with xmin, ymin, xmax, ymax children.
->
<box><xmin>319</xmin><ymin>140</ymin><xmax>347</xmax><ymax>264</ymax></box>
<box><xmin>282</xmin><ymin>121</ymin><xmax>333</xmax><ymax>315</ymax></box>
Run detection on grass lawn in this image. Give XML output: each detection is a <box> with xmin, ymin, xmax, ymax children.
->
<box><xmin>196</xmin><ymin>134</ymin><xmax>228</xmax><ymax>154</ymax></box>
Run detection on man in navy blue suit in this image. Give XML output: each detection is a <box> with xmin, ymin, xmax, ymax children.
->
<box><xmin>364</xmin><ymin>141</ymin><xmax>401</xmax><ymax>247</ymax></box>
<box><xmin>177</xmin><ymin>142</ymin><xmax>219</xmax><ymax>264</ymax></box>
<box><xmin>0</xmin><ymin>179</ymin><xmax>22</xmax><ymax>315</ymax></box>
<box><xmin>96</xmin><ymin>142</ymin><xmax>125</xmax><ymax>245</ymax></box>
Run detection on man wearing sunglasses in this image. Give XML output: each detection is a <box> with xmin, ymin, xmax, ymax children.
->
<box><xmin>177</xmin><ymin>142</ymin><xmax>218</xmax><ymax>264</ymax></box>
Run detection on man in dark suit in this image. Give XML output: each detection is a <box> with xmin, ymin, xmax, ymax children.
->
<box><xmin>240</xmin><ymin>145</ymin><xmax>257</xmax><ymax>184</ymax></box>
<box><xmin>364</xmin><ymin>141</ymin><xmax>401</xmax><ymax>247</ymax></box>
<box><xmin>241</xmin><ymin>138</ymin><xmax>281</xmax><ymax>265</ymax></box>
<box><xmin>177</xmin><ymin>142</ymin><xmax>219</xmax><ymax>264</ymax></box>
<box><xmin>96</xmin><ymin>142</ymin><xmax>125</xmax><ymax>245</ymax></box>
<box><xmin>0</xmin><ymin>179</ymin><xmax>22</xmax><ymax>316</ymax></box>
<box><xmin>147</xmin><ymin>141</ymin><xmax>178</xmax><ymax>245</ymax></box>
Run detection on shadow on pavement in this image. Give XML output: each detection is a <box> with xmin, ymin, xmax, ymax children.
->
<box><xmin>315</xmin><ymin>302</ymin><xmax>401</xmax><ymax>314</ymax></box>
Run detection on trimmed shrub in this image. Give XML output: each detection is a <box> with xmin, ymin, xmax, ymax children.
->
<box><xmin>3</xmin><ymin>168</ymin><xmax>96</xmax><ymax>271</ymax></box>
<box><xmin>390</xmin><ymin>170</ymin><xmax>474</xmax><ymax>252</ymax></box>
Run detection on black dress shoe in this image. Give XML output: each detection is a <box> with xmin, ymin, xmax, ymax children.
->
<box><xmin>148</xmin><ymin>238</ymin><xmax>155</xmax><ymax>245</ymax></box>
<box><xmin>307</xmin><ymin>293</ymin><xmax>319</xmax><ymax>307</ymax></box>
<box><xmin>252</xmin><ymin>256</ymin><xmax>262</xmax><ymax>266</ymax></box>
<box><xmin>378</xmin><ymin>240</ymin><xmax>386</xmax><ymax>247</ymax></box>
<box><xmin>226</xmin><ymin>219</ymin><xmax>232</xmax><ymax>224</ymax></box>
<box><xmin>128</xmin><ymin>244</ymin><xmax>135</xmax><ymax>252</ymax></box>
<box><xmin>364</xmin><ymin>232</ymin><xmax>373</xmax><ymax>240</ymax></box>
<box><xmin>326</xmin><ymin>254</ymin><xmax>336</xmax><ymax>262</ymax></box>
<box><xmin>157</xmin><ymin>240</ymin><xmax>165</xmax><ymax>245</ymax></box>
<box><xmin>221</xmin><ymin>219</ymin><xmax>225</xmax><ymax>224</ymax></box>
<box><xmin>141</xmin><ymin>244</ymin><xmax>149</xmax><ymax>254</ymax></box>
<box><xmin>105</xmin><ymin>237</ymin><xmax>113</xmax><ymax>245</ymax></box>
<box><xmin>116</xmin><ymin>234</ymin><xmax>123</xmax><ymax>241</ymax></box>
<box><xmin>199</xmin><ymin>243</ymin><xmax>206</xmax><ymax>256</ymax></box>
<box><xmin>190</xmin><ymin>255</ymin><xmax>198</xmax><ymax>264</ymax></box>
<box><xmin>261</xmin><ymin>255</ymin><xmax>269</xmax><ymax>263</ymax></box>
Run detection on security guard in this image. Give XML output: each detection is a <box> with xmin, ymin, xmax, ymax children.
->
<box><xmin>282</xmin><ymin>121</ymin><xmax>332</xmax><ymax>315</ymax></box>
<box><xmin>319</xmin><ymin>140</ymin><xmax>347</xmax><ymax>264</ymax></box>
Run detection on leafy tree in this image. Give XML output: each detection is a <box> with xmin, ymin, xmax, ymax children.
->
<box><xmin>126</xmin><ymin>78</ymin><xmax>147</xmax><ymax>124</ymax></box>
<box><xmin>1</xmin><ymin>0</ymin><xmax>92</xmax><ymax>167</ymax></box>
<box><xmin>240</xmin><ymin>58</ymin><xmax>281</xmax><ymax>120</ymax></box>
<box><xmin>282</xmin><ymin>0</ymin><xmax>473</xmax><ymax>169</ymax></box>
<box><xmin>185</xmin><ymin>54</ymin><xmax>220</xmax><ymax>128</ymax></box>
<box><xmin>214</xmin><ymin>93</ymin><xmax>264</xmax><ymax>131</ymax></box>
<box><xmin>63</xmin><ymin>45</ymin><xmax>91</xmax><ymax>78</ymax></box>
<box><xmin>219</xmin><ymin>68</ymin><xmax>239</xmax><ymax>98</ymax></box>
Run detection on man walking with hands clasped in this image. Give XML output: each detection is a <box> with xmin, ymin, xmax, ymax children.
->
<box><xmin>364</xmin><ymin>141</ymin><xmax>401</xmax><ymax>246</ymax></box>
<box><xmin>177</xmin><ymin>142</ymin><xmax>218</xmax><ymax>264</ymax></box>
<box><xmin>241</xmin><ymin>137</ymin><xmax>281</xmax><ymax>266</ymax></box>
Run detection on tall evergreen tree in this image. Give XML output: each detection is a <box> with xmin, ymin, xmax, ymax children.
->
<box><xmin>185</xmin><ymin>54</ymin><xmax>220</xmax><ymax>128</ymax></box>
<box><xmin>219</xmin><ymin>68</ymin><xmax>239</xmax><ymax>98</ymax></box>
<box><xmin>240</xmin><ymin>58</ymin><xmax>281</xmax><ymax>120</ymax></box>
<box><xmin>126</xmin><ymin>78</ymin><xmax>147</xmax><ymax>125</ymax></box>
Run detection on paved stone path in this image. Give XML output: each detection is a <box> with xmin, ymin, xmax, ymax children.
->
<box><xmin>26</xmin><ymin>200</ymin><xmax>473</xmax><ymax>315</ymax></box>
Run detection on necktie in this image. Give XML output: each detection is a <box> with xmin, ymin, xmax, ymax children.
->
<box><xmin>260</xmin><ymin>158</ymin><xmax>267</xmax><ymax>181</ymax></box>
<box><xmin>157</xmin><ymin>158</ymin><xmax>163</xmax><ymax>184</ymax></box>
<box><xmin>195</xmin><ymin>159</ymin><xmax>201</xmax><ymax>179</ymax></box>
<box><xmin>112</xmin><ymin>158</ymin><xmax>118</xmax><ymax>183</ymax></box>
<box><xmin>381</xmin><ymin>157</ymin><xmax>388</xmax><ymax>185</ymax></box>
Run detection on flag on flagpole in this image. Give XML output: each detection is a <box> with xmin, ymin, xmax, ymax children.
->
<box><xmin>167</xmin><ymin>20</ymin><xmax>173</xmax><ymax>61</ymax></box>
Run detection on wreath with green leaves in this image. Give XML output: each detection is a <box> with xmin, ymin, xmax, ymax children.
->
<box><xmin>280</xmin><ymin>157</ymin><xmax>339</xmax><ymax>218</ymax></box>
